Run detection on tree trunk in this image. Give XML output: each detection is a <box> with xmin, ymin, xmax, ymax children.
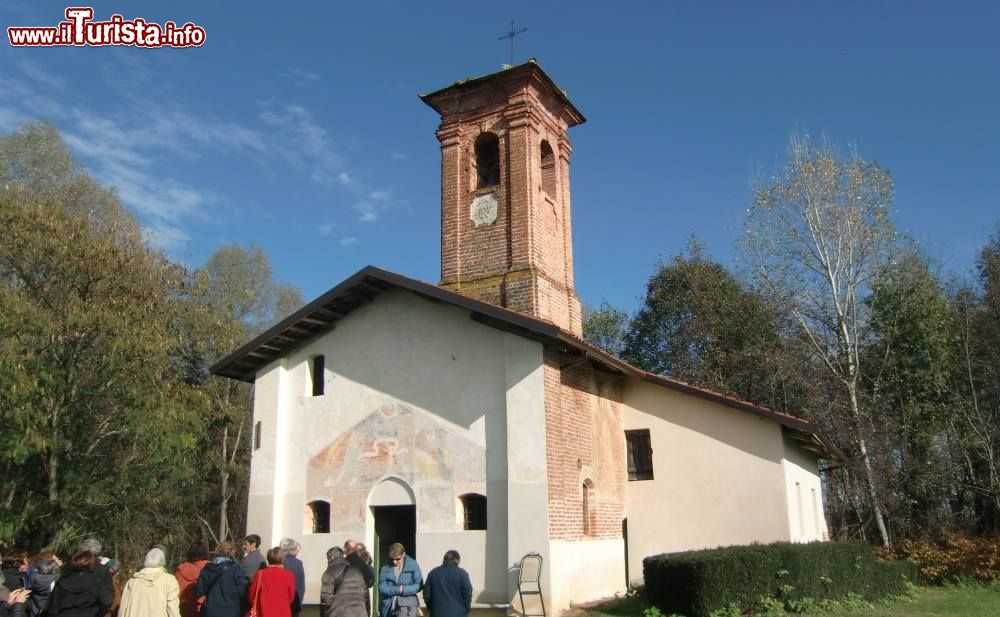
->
<box><xmin>849</xmin><ymin>384</ymin><xmax>891</xmax><ymax>549</ymax></box>
<box><xmin>219</xmin><ymin>424</ymin><xmax>229</xmax><ymax>542</ymax></box>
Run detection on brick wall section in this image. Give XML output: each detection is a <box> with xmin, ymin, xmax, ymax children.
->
<box><xmin>427</xmin><ymin>66</ymin><xmax>583</xmax><ymax>335</ymax></box>
<box><xmin>543</xmin><ymin>347</ymin><xmax>626</xmax><ymax>540</ymax></box>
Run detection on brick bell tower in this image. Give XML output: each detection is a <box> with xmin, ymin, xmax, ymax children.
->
<box><xmin>421</xmin><ymin>60</ymin><xmax>585</xmax><ymax>335</ymax></box>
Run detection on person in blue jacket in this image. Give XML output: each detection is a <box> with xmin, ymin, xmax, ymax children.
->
<box><xmin>377</xmin><ymin>544</ymin><xmax>422</xmax><ymax>617</ymax></box>
<box><xmin>422</xmin><ymin>551</ymin><xmax>472</xmax><ymax>617</ymax></box>
<box><xmin>195</xmin><ymin>541</ymin><xmax>249</xmax><ymax>617</ymax></box>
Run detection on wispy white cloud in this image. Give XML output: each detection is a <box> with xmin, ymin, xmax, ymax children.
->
<box><xmin>259</xmin><ymin>103</ymin><xmax>343</xmax><ymax>185</ymax></box>
<box><xmin>0</xmin><ymin>74</ymin><xmax>244</xmax><ymax>255</ymax></box>
<box><xmin>19</xmin><ymin>59</ymin><xmax>64</xmax><ymax>89</ymax></box>
<box><xmin>95</xmin><ymin>159</ymin><xmax>214</xmax><ymax>223</ymax></box>
<box><xmin>350</xmin><ymin>188</ymin><xmax>397</xmax><ymax>223</ymax></box>
<box><xmin>61</xmin><ymin>119</ymin><xmax>152</xmax><ymax>167</ymax></box>
<box><xmin>2</xmin><ymin>65</ymin><xmax>403</xmax><ymax>255</ymax></box>
<box><xmin>255</xmin><ymin>103</ymin><xmax>403</xmax><ymax>228</ymax></box>
<box><xmin>0</xmin><ymin>75</ymin><xmax>65</xmax><ymax>119</ymax></box>
<box><xmin>141</xmin><ymin>108</ymin><xmax>267</xmax><ymax>157</ymax></box>
<box><xmin>0</xmin><ymin>106</ymin><xmax>28</xmax><ymax>132</ymax></box>
<box><xmin>142</xmin><ymin>221</ymin><xmax>191</xmax><ymax>251</ymax></box>
<box><xmin>317</xmin><ymin>222</ymin><xmax>360</xmax><ymax>247</ymax></box>
<box><xmin>288</xmin><ymin>68</ymin><xmax>322</xmax><ymax>82</ymax></box>
<box><xmin>353</xmin><ymin>201</ymin><xmax>377</xmax><ymax>223</ymax></box>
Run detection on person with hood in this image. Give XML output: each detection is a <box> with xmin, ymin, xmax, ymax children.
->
<box><xmin>377</xmin><ymin>544</ymin><xmax>422</xmax><ymax>617</ymax></box>
<box><xmin>26</xmin><ymin>558</ymin><xmax>59</xmax><ymax>617</ymax></box>
<box><xmin>195</xmin><ymin>542</ymin><xmax>247</xmax><ymax>617</ymax></box>
<box><xmin>118</xmin><ymin>548</ymin><xmax>179</xmax><ymax>617</ymax></box>
<box><xmin>246</xmin><ymin>548</ymin><xmax>295</xmax><ymax>617</ymax></box>
<box><xmin>175</xmin><ymin>543</ymin><xmax>209</xmax><ymax>617</ymax></box>
<box><xmin>47</xmin><ymin>551</ymin><xmax>113</xmax><ymax>617</ymax></box>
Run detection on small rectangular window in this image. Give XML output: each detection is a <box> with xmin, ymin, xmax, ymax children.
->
<box><xmin>625</xmin><ymin>429</ymin><xmax>654</xmax><ymax>481</ymax></box>
<box><xmin>311</xmin><ymin>355</ymin><xmax>325</xmax><ymax>396</ymax></box>
<box><xmin>254</xmin><ymin>421</ymin><xmax>262</xmax><ymax>451</ymax></box>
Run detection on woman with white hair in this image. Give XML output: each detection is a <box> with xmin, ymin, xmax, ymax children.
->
<box><xmin>279</xmin><ymin>539</ymin><xmax>305</xmax><ymax>616</ymax></box>
<box><xmin>119</xmin><ymin>548</ymin><xmax>180</xmax><ymax>617</ymax></box>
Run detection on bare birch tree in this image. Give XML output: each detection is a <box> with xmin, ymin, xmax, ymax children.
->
<box><xmin>744</xmin><ymin>136</ymin><xmax>896</xmax><ymax>548</ymax></box>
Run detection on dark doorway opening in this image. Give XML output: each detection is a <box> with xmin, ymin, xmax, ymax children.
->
<box><xmin>372</xmin><ymin>505</ymin><xmax>416</xmax><ymax>574</ymax></box>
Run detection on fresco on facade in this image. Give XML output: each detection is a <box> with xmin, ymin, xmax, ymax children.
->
<box><xmin>306</xmin><ymin>402</ymin><xmax>486</xmax><ymax>531</ymax></box>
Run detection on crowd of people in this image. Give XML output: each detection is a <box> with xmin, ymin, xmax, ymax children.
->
<box><xmin>0</xmin><ymin>535</ymin><xmax>473</xmax><ymax>617</ymax></box>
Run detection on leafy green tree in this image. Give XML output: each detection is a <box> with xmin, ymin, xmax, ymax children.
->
<box><xmin>622</xmin><ymin>239</ymin><xmax>792</xmax><ymax>407</ymax></box>
<box><xmin>864</xmin><ymin>249</ymin><xmax>958</xmax><ymax>537</ymax></box>
<box><xmin>949</xmin><ymin>229</ymin><xmax>1000</xmax><ymax>532</ymax></box>
<box><xmin>583</xmin><ymin>301</ymin><xmax>629</xmax><ymax>357</ymax></box>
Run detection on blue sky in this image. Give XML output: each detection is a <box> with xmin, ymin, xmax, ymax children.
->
<box><xmin>2</xmin><ymin>1</ymin><xmax>997</xmax><ymax>314</ymax></box>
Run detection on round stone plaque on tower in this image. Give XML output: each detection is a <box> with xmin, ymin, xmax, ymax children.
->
<box><xmin>470</xmin><ymin>192</ymin><xmax>499</xmax><ymax>227</ymax></box>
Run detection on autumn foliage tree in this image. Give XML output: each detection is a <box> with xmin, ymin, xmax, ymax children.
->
<box><xmin>0</xmin><ymin>122</ymin><xmax>300</xmax><ymax>561</ymax></box>
<box><xmin>0</xmin><ymin>126</ymin><xmax>197</xmax><ymax>550</ymax></box>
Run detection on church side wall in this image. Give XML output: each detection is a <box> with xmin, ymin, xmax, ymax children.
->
<box><xmin>249</xmin><ymin>289</ymin><xmax>544</xmax><ymax>605</ymax></box>
<box><xmin>622</xmin><ymin>380</ymin><xmax>791</xmax><ymax>585</ymax></box>
<box><xmin>543</xmin><ymin>349</ymin><xmax>628</xmax><ymax>611</ymax></box>
<box><xmin>782</xmin><ymin>433</ymin><xmax>829</xmax><ymax>543</ymax></box>
<box><xmin>246</xmin><ymin>361</ymin><xmax>285</xmax><ymax>546</ymax></box>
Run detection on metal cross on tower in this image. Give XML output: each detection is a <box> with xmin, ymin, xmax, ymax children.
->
<box><xmin>498</xmin><ymin>20</ymin><xmax>527</xmax><ymax>66</ymax></box>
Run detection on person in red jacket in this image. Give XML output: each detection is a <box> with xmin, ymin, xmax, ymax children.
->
<box><xmin>246</xmin><ymin>548</ymin><xmax>295</xmax><ymax>617</ymax></box>
<box><xmin>175</xmin><ymin>543</ymin><xmax>209</xmax><ymax>617</ymax></box>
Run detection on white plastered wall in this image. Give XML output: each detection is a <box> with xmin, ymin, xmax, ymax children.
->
<box><xmin>622</xmin><ymin>379</ymin><xmax>792</xmax><ymax>585</ymax></box>
<box><xmin>548</xmin><ymin>538</ymin><xmax>625</xmax><ymax>611</ymax></box>
<box><xmin>246</xmin><ymin>288</ymin><xmax>548</xmax><ymax>605</ymax></box>
<box><xmin>782</xmin><ymin>432</ymin><xmax>829</xmax><ymax>542</ymax></box>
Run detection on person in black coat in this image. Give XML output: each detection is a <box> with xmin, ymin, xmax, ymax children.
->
<box><xmin>195</xmin><ymin>541</ymin><xmax>249</xmax><ymax>617</ymax></box>
<box><xmin>46</xmin><ymin>551</ymin><xmax>112</xmax><ymax>617</ymax></box>
<box><xmin>1</xmin><ymin>586</ymin><xmax>29</xmax><ymax>617</ymax></box>
<box><xmin>343</xmin><ymin>540</ymin><xmax>374</xmax><ymax>615</ymax></box>
<box><xmin>422</xmin><ymin>551</ymin><xmax>472</xmax><ymax>617</ymax></box>
<box><xmin>78</xmin><ymin>539</ymin><xmax>117</xmax><ymax>617</ymax></box>
<box><xmin>1</xmin><ymin>550</ymin><xmax>27</xmax><ymax>591</ymax></box>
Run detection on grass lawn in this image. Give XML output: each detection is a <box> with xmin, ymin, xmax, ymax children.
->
<box><xmin>583</xmin><ymin>585</ymin><xmax>1000</xmax><ymax>617</ymax></box>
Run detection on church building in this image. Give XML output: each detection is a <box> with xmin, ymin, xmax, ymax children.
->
<box><xmin>211</xmin><ymin>60</ymin><xmax>833</xmax><ymax>614</ymax></box>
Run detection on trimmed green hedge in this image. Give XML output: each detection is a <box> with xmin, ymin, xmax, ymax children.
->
<box><xmin>642</xmin><ymin>542</ymin><xmax>916</xmax><ymax>617</ymax></box>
